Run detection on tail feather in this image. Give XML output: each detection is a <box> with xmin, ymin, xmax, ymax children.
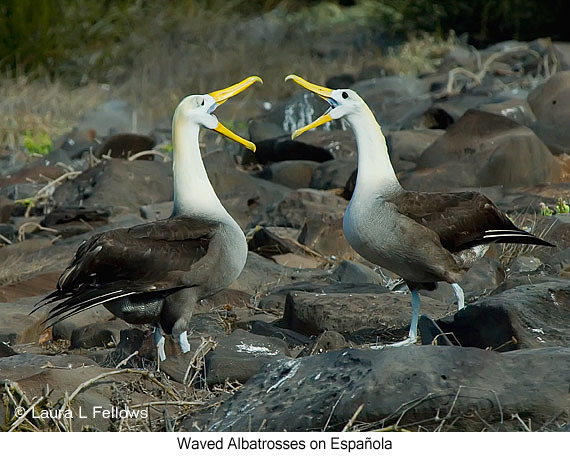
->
<box><xmin>34</xmin><ymin>282</ymin><xmax>185</xmax><ymax>327</ymax></box>
<box><xmin>45</xmin><ymin>290</ymin><xmax>137</xmax><ymax>327</ymax></box>
<box><xmin>482</xmin><ymin>229</ymin><xmax>554</xmax><ymax>247</ymax></box>
<box><xmin>33</xmin><ymin>282</ymin><xmax>132</xmax><ymax>326</ymax></box>
<box><xmin>31</xmin><ymin>290</ymin><xmax>64</xmax><ymax>315</ymax></box>
<box><xmin>461</xmin><ymin>228</ymin><xmax>554</xmax><ymax>249</ymax></box>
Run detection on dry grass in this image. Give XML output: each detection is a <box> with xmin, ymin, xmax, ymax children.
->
<box><xmin>347</xmin><ymin>386</ymin><xmax>569</xmax><ymax>432</ymax></box>
<box><xmin>0</xmin><ymin>2</ymin><xmax>462</xmax><ymax>149</ymax></box>
<box><xmin>0</xmin><ymin>252</ymin><xmax>62</xmax><ymax>287</ymax></box>
<box><xmin>0</xmin><ymin>76</ymin><xmax>110</xmax><ymax>149</ymax></box>
<box><xmin>382</xmin><ymin>31</ymin><xmax>460</xmax><ymax>75</ymax></box>
<box><xmin>498</xmin><ymin>212</ymin><xmax>558</xmax><ymax>267</ymax></box>
<box><xmin>1</xmin><ymin>337</ymin><xmax>235</xmax><ymax>432</ymax></box>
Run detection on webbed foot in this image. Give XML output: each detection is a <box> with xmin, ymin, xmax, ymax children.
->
<box><xmin>178</xmin><ymin>330</ymin><xmax>191</xmax><ymax>353</ymax></box>
<box><xmin>153</xmin><ymin>326</ymin><xmax>166</xmax><ymax>362</ymax></box>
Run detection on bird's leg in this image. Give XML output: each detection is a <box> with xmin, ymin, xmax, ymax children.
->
<box><xmin>164</xmin><ymin>289</ymin><xmax>195</xmax><ymax>354</ymax></box>
<box><xmin>178</xmin><ymin>330</ymin><xmax>191</xmax><ymax>353</ymax></box>
<box><xmin>389</xmin><ymin>290</ymin><xmax>420</xmax><ymax>347</ymax></box>
<box><xmin>451</xmin><ymin>283</ymin><xmax>465</xmax><ymax>311</ymax></box>
<box><xmin>153</xmin><ymin>325</ymin><xmax>166</xmax><ymax>362</ymax></box>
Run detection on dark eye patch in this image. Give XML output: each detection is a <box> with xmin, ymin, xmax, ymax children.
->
<box><xmin>342</xmin><ymin>91</ymin><xmax>349</xmax><ymax>99</ymax></box>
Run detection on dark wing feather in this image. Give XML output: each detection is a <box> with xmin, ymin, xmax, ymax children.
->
<box><xmin>34</xmin><ymin>216</ymin><xmax>217</xmax><ymax>321</ymax></box>
<box><xmin>391</xmin><ymin>190</ymin><xmax>554</xmax><ymax>252</ymax></box>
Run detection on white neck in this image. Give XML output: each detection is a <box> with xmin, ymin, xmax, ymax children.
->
<box><xmin>346</xmin><ymin>105</ymin><xmax>402</xmax><ymax>199</ymax></box>
<box><xmin>171</xmin><ymin>119</ymin><xmax>231</xmax><ymax>220</ymax></box>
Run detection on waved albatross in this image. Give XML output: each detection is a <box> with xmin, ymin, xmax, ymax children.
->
<box><xmin>285</xmin><ymin>74</ymin><xmax>554</xmax><ymax>346</ymax></box>
<box><xmin>34</xmin><ymin>76</ymin><xmax>262</xmax><ymax>360</ymax></box>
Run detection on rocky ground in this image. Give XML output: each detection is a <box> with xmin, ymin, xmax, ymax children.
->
<box><xmin>1</xmin><ymin>38</ymin><xmax>570</xmax><ymax>432</ymax></box>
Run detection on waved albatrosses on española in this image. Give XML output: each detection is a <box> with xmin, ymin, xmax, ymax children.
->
<box><xmin>33</xmin><ymin>76</ymin><xmax>263</xmax><ymax>360</ymax></box>
<box><xmin>285</xmin><ymin>74</ymin><xmax>554</xmax><ymax>346</ymax></box>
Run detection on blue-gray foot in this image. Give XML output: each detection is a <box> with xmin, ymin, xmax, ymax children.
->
<box><xmin>178</xmin><ymin>330</ymin><xmax>191</xmax><ymax>353</ymax></box>
<box><xmin>153</xmin><ymin>326</ymin><xmax>166</xmax><ymax>362</ymax></box>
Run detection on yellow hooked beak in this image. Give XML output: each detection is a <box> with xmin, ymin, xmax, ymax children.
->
<box><xmin>209</xmin><ymin>76</ymin><xmax>263</xmax><ymax>152</ymax></box>
<box><xmin>285</xmin><ymin>74</ymin><xmax>335</xmax><ymax>139</ymax></box>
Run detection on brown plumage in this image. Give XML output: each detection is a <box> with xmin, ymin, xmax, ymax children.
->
<box><xmin>286</xmin><ymin>74</ymin><xmax>554</xmax><ymax>346</ymax></box>
<box><xmin>33</xmin><ymin>76</ymin><xmax>262</xmax><ymax>358</ymax></box>
<box><xmin>392</xmin><ymin>190</ymin><xmax>553</xmax><ymax>253</ymax></box>
<box><xmin>34</xmin><ymin>217</ymin><xmax>215</xmax><ymax>330</ymax></box>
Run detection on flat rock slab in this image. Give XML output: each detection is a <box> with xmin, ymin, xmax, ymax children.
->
<box><xmin>259</xmin><ymin>282</ymin><xmax>390</xmax><ymax>313</ymax></box>
<box><xmin>272</xmin><ymin>253</ymin><xmax>323</xmax><ymax>269</ymax></box>
<box><xmin>0</xmin><ymin>353</ymin><xmax>98</xmax><ymax>382</ymax></box>
<box><xmin>329</xmin><ymin>260</ymin><xmax>384</xmax><ymax>285</ymax></box>
<box><xmin>205</xmin><ymin>329</ymin><xmax>291</xmax><ymax>385</ymax></box>
<box><xmin>201</xmin><ymin>346</ymin><xmax>570</xmax><ymax>432</ymax></box>
<box><xmin>433</xmin><ymin>281</ymin><xmax>570</xmax><ymax>350</ymax></box>
<box><xmin>231</xmin><ymin>252</ymin><xmax>329</xmax><ymax>296</ymax></box>
<box><xmin>282</xmin><ymin>290</ymin><xmax>450</xmax><ymax>344</ymax></box>
<box><xmin>249</xmin><ymin>321</ymin><xmax>311</xmax><ymax>348</ymax></box>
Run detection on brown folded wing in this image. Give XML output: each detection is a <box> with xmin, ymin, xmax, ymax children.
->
<box><xmin>391</xmin><ymin>191</ymin><xmax>552</xmax><ymax>252</ymax></box>
<box><xmin>34</xmin><ymin>216</ymin><xmax>217</xmax><ymax>323</ymax></box>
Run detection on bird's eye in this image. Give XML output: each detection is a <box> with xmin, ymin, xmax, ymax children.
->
<box><xmin>201</xmin><ymin>99</ymin><xmax>205</xmax><ymax>106</ymax></box>
<box><xmin>342</xmin><ymin>91</ymin><xmax>349</xmax><ymax>99</ymax></box>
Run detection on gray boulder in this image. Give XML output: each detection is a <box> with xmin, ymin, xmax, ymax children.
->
<box><xmin>434</xmin><ymin>281</ymin><xmax>570</xmax><ymax>350</ymax></box>
<box><xmin>205</xmin><ymin>329</ymin><xmax>291</xmax><ymax>385</ymax></box>
<box><xmin>200</xmin><ymin>345</ymin><xmax>570</xmax><ymax>431</ymax></box>
<box><xmin>257</xmin><ymin>160</ymin><xmax>320</xmax><ymax>189</ymax></box>
<box><xmin>52</xmin><ymin>158</ymin><xmax>173</xmax><ymax>214</ymax></box>
<box><xmin>282</xmin><ymin>289</ymin><xmax>449</xmax><ymax>344</ymax></box>
<box><xmin>411</xmin><ymin>110</ymin><xmax>561</xmax><ymax>190</ymax></box>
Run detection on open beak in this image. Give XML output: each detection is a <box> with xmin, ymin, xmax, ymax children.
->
<box><xmin>208</xmin><ymin>76</ymin><xmax>263</xmax><ymax>152</ymax></box>
<box><xmin>285</xmin><ymin>74</ymin><xmax>335</xmax><ymax>139</ymax></box>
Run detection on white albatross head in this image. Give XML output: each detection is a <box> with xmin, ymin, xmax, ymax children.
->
<box><xmin>174</xmin><ymin>75</ymin><xmax>263</xmax><ymax>151</ymax></box>
<box><xmin>284</xmin><ymin>74</ymin><xmax>368</xmax><ymax>139</ymax></box>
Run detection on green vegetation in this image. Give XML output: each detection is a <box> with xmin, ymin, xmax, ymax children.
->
<box><xmin>1</xmin><ymin>0</ymin><xmax>567</xmax><ymax>84</ymax></box>
<box><xmin>23</xmin><ymin>130</ymin><xmax>52</xmax><ymax>155</ymax></box>
<box><xmin>380</xmin><ymin>0</ymin><xmax>568</xmax><ymax>45</ymax></box>
<box><xmin>0</xmin><ymin>0</ymin><xmax>566</xmax><ymax>150</ymax></box>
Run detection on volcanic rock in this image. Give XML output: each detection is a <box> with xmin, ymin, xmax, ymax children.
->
<box><xmin>201</xmin><ymin>345</ymin><xmax>570</xmax><ymax>431</ymax></box>
<box><xmin>407</xmin><ymin>109</ymin><xmax>561</xmax><ymax>191</ymax></box>
<box><xmin>257</xmin><ymin>160</ymin><xmax>319</xmax><ymax>189</ymax></box>
<box><xmin>251</xmin><ymin>189</ymin><xmax>347</xmax><ymax>229</ymax></box>
<box><xmin>51</xmin><ymin>158</ymin><xmax>173</xmax><ymax>214</ymax></box>
<box><xmin>205</xmin><ymin>329</ymin><xmax>291</xmax><ymax>385</ymax></box>
<box><xmin>282</xmin><ymin>289</ymin><xmax>449</xmax><ymax>344</ymax></box>
<box><xmin>309</xmin><ymin>159</ymin><xmax>357</xmax><ymax>191</ymax></box>
<box><xmin>432</xmin><ymin>281</ymin><xmax>570</xmax><ymax>350</ymax></box>
<box><xmin>94</xmin><ymin>133</ymin><xmax>155</xmax><ymax>159</ymax></box>
<box><xmin>70</xmin><ymin>319</ymin><xmax>131</xmax><ymax>349</ymax></box>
